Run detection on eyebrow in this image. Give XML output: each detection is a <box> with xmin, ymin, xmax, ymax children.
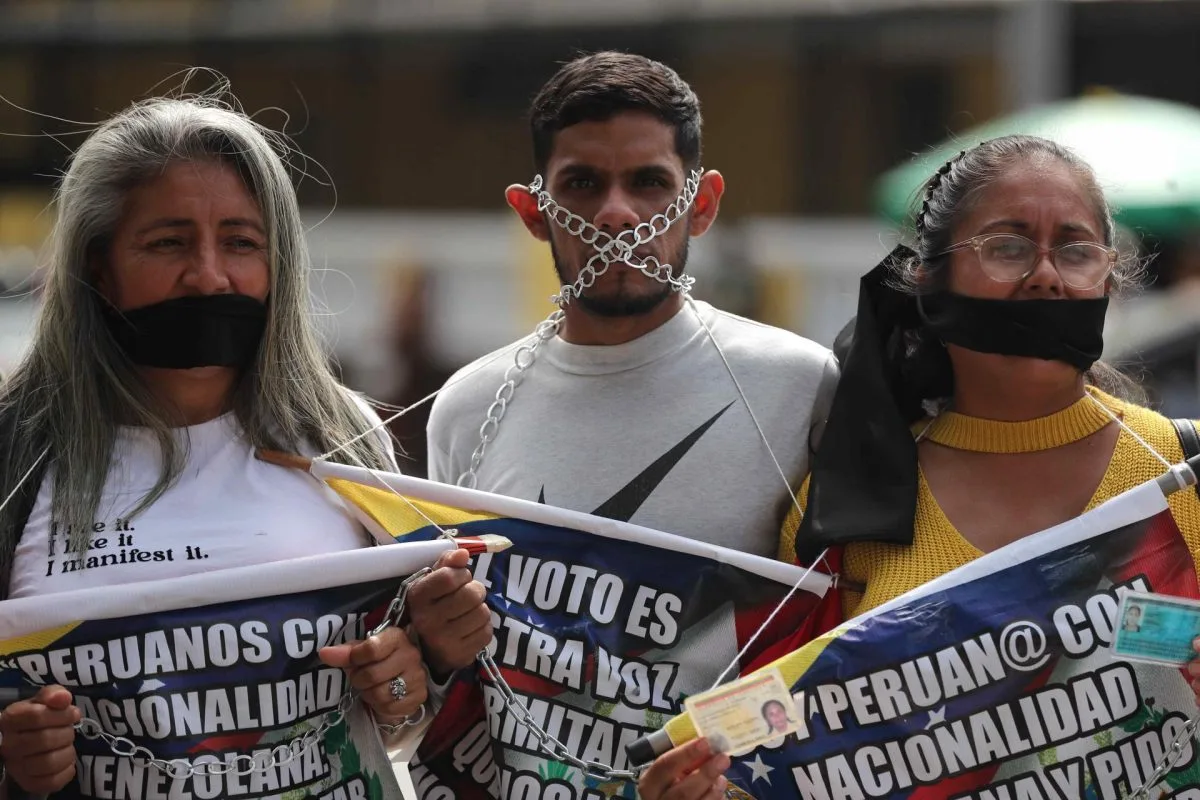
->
<box><xmin>632</xmin><ymin>165</ymin><xmax>675</xmax><ymax>181</ymax></box>
<box><xmin>556</xmin><ymin>164</ymin><xmax>597</xmax><ymax>181</ymax></box>
<box><xmin>556</xmin><ymin>162</ymin><xmax>679</xmax><ymax>182</ymax></box>
<box><xmin>221</xmin><ymin>217</ymin><xmax>267</xmax><ymax>234</ymax></box>
<box><xmin>977</xmin><ymin>218</ymin><xmax>1100</xmax><ymax>238</ymax></box>
<box><xmin>135</xmin><ymin>217</ymin><xmax>266</xmax><ymax>236</ymax></box>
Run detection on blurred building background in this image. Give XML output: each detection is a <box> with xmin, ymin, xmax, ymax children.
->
<box><xmin>2</xmin><ymin>0</ymin><xmax>1200</xmax><ymax>473</ymax></box>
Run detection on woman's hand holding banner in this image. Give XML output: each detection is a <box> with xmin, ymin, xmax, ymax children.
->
<box><xmin>409</xmin><ymin>548</ymin><xmax>494</xmax><ymax>677</ymax></box>
<box><xmin>0</xmin><ymin>684</ymin><xmax>82</xmax><ymax>795</ymax></box>
<box><xmin>319</xmin><ymin>626</ymin><xmax>428</xmax><ymax>732</ymax></box>
<box><xmin>0</xmin><ymin>539</ymin><xmax>458</xmax><ymax>799</ymax></box>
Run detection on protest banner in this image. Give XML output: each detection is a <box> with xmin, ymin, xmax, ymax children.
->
<box><xmin>0</xmin><ymin>538</ymin><xmax>453</xmax><ymax>800</ymax></box>
<box><xmin>638</xmin><ymin>480</ymin><xmax>1200</xmax><ymax>800</ymax></box>
<box><xmin>306</xmin><ymin>462</ymin><xmax>841</xmax><ymax>800</ymax></box>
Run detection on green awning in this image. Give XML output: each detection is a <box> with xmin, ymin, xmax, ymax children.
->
<box><xmin>875</xmin><ymin>93</ymin><xmax>1200</xmax><ymax>238</ymax></box>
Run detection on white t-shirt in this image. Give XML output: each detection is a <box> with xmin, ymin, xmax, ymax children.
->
<box><xmin>9</xmin><ymin>405</ymin><xmax>394</xmax><ymax>598</ymax></box>
<box><xmin>427</xmin><ymin>300</ymin><xmax>838</xmax><ymax>558</ymax></box>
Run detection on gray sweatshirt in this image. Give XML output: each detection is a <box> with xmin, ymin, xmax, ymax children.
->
<box><xmin>427</xmin><ymin>300</ymin><xmax>838</xmax><ymax>559</ymax></box>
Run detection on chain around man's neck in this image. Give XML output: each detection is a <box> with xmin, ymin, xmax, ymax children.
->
<box><xmin>456</xmin><ymin>171</ymin><xmax>702</xmax><ymax>489</ymax></box>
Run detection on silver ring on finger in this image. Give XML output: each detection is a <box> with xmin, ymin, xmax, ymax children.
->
<box><xmin>389</xmin><ymin>675</ymin><xmax>408</xmax><ymax>700</ymax></box>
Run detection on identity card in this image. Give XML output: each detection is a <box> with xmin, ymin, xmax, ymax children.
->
<box><xmin>683</xmin><ymin>666</ymin><xmax>800</xmax><ymax>754</ymax></box>
<box><xmin>1112</xmin><ymin>590</ymin><xmax>1200</xmax><ymax>666</ymax></box>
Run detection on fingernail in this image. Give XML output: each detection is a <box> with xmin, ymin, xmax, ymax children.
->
<box><xmin>716</xmin><ymin>776</ymin><xmax>728</xmax><ymax>791</ymax></box>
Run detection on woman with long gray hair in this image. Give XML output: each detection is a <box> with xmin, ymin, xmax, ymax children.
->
<box><xmin>0</xmin><ymin>88</ymin><xmax>489</xmax><ymax>797</ymax></box>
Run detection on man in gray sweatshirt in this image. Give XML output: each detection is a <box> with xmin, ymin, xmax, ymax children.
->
<box><xmin>419</xmin><ymin>50</ymin><xmax>839</xmax><ymax>800</ymax></box>
<box><xmin>427</xmin><ymin>51</ymin><xmax>837</xmax><ymax>561</ymax></box>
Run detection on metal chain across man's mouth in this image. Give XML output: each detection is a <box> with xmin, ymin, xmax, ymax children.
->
<box><xmin>527</xmin><ymin>169</ymin><xmax>703</xmax><ymax>306</ymax></box>
<box><xmin>456</xmin><ymin>171</ymin><xmax>702</xmax><ymax>490</ymax></box>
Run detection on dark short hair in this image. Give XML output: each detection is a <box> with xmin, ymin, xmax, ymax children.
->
<box><xmin>529</xmin><ymin>51</ymin><xmax>702</xmax><ymax>172</ymax></box>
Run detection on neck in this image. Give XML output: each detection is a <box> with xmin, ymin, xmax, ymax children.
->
<box><xmin>947</xmin><ymin>347</ymin><xmax>1087</xmax><ymax>421</ymax></box>
<box><xmin>139</xmin><ymin>367</ymin><xmax>238</xmax><ymax>426</ymax></box>
<box><xmin>558</xmin><ymin>294</ymin><xmax>684</xmax><ymax>346</ymax></box>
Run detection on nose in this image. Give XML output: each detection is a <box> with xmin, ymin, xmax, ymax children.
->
<box><xmin>181</xmin><ymin>239</ymin><xmax>233</xmax><ymax>295</ymax></box>
<box><xmin>592</xmin><ymin>187</ymin><xmax>640</xmax><ymax>232</ymax></box>
<box><xmin>1021</xmin><ymin>249</ymin><xmax>1065</xmax><ymax>298</ymax></box>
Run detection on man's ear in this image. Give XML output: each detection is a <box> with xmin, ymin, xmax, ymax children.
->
<box><xmin>506</xmin><ymin>184</ymin><xmax>550</xmax><ymax>242</ymax></box>
<box><xmin>689</xmin><ymin>170</ymin><xmax>725</xmax><ymax>237</ymax></box>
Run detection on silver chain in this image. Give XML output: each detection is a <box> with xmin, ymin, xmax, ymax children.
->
<box><xmin>74</xmin><ymin>690</ymin><xmax>356</xmax><ymax>781</ymax></box>
<box><xmin>477</xmin><ymin>651</ymin><xmax>639</xmax><ymax>783</ymax></box>
<box><xmin>71</xmin><ymin>570</ymin><xmax>430</xmax><ymax>779</ymax></box>
<box><xmin>456</xmin><ymin>171</ymin><xmax>701</xmax><ymax>490</ymax></box>
<box><xmin>457</xmin><ymin>311</ymin><xmax>565</xmax><ymax>490</ymax></box>
<box><xmin>453</xmin><ymin>174</ymin><xmax>707</xmax><ymax>782</ymax></box>
<box><xmin>1131</xmin><ymin>710</ymin><xmax>1200</xmax><ymax>798</ymax></box>
<box><xmin>529</xmin><ymin>169</ymin><xmax>702</xmax><ymax>306</ymax></box>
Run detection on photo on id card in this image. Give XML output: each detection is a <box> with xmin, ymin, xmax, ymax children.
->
<box><xmin>683</xmin><ymin>667</ymin><xmax>801</xmax><ymax>755</ymax></box>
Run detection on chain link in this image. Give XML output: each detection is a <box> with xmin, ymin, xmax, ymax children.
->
<box><xmin>478</xmin><ymin>651</ymin><xmax>640</xmax><ymax>783</ymax></box>
<box><xmin>70</xmin><ymin>574</ymin><xmax>427</xmax><ymax>779</ymax></box>
<box><xmin>455</xmin><ymin>173</ymin><xmax>701</xmax><ymax>490</ymax></box>
<box><xmin>457</xmin><ymin>311</ymin><xmax>564</xmax><ymax>489</ymax></box>
<box><xmin>452</xmin><ymin>175</ymin><xmax>709</xmax><ymax>781</ymax></box>
<box><xmin>1130</xmin><ymin>710</ymin><xmax>1200</xmax><ymax>798</ymax></box>
<box><xmin>75</xmin><ymin>689</ymin><xmax>356</xmax><ymax>780</ymax></box>
<box><xmin>527</xmin><ymin>170</ymin><xmax>702</xmax><ymax>307</ymax></box>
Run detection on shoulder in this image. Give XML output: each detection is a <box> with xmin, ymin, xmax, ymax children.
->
<box><xmin>1101</xmin><ymin>391</ymin><xmax>1189</xmax><ymax>463</ymax></box>
<box><xmin>339</xmin><ymin>388</ymin><xmax>399</xmax><ymax>470</ymax></box>
<box><xmin>698</xmin><ymin>304</ymin><xmax>834</xmax><ymax>372</ymax></box>
<box><xmin>1098</xmin><ymin>390</ymin><xmax>1200</xmax><ymax>543</ymax></box>
<box><xmin>346</xmin><ymin>389</ymin><xmax>386</xmax><ymax>428</ymax></box>
<box><xmin>428</xmin><ymin>340</ymin><xmax>524</xmax><ymax>433</ymax></box>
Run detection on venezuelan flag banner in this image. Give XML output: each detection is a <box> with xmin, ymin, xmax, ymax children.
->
<box><xmin>308</xmin><ymin>462</ymin><xmax>839</xmax><ymax>800</ymax></box>
<box><xmin>649</xmin><ymin>480</ymin><xmax>1200</xmax><ymax>799</ymax></box>
<box><xmin>0</xmin><ymin>539</ymin><xmax>453</xmax><ymax>800</ymax></box>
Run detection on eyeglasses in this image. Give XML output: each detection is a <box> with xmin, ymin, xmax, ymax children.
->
<box><xmin>940</xmin><ymin>233</ymin><xmax>1117</xmax><ymax>290</ymax></box>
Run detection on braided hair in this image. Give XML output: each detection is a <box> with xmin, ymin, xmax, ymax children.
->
<box><xmin>912</xmin><ymin>149</ymin><xmax>968</xmax><ymax>247</ymax></box>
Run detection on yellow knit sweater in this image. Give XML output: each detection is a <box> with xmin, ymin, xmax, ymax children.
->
<box><xmin>778</xmin><ymin>390</ymin><xmax>1200</xmax><ymax>618</ymax></box>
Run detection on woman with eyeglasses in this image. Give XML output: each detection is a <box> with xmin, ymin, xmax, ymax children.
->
<box><xmin>640</xmin><ymin>134</ymin><xmax>1200</xmax><ymax>800</ymax></box>
<box><xmin>778</xmin><ymin>134</ymin><xmax>1196</xmax><ymax>621</ymax></box>
<box><xmin>639</xmin><ymin>134</ymin><xmax>1168</xmax><ymax>800</ymax></box>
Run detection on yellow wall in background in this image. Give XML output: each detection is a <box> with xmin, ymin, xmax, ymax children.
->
<box><xmin>0</xmin><ymin>191</ymin><xmax>51</xmax><ymax>247</ymax></box>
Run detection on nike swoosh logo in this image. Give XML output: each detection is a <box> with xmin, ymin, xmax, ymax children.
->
<box><xmin>538</xmin><ymin>401</ymin><xmax>735</xmax><ymax>522</ymax></box>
